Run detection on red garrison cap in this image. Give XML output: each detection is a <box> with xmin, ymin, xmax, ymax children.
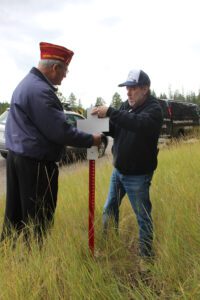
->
<box><xmin>40</xmin><ymin>42</ymin><xmax>74</xmax><ymax>65</ymax></box>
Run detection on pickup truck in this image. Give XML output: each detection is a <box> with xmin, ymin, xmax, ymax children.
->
<box><xmin>158</xmin><ymin>99</ymin><xmax>200</xmax><ymax>138</ymax></box>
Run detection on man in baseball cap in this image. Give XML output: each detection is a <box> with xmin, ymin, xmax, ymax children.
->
<box><xmin>92</xmin><ymin>68</ymin><xmax>163</xmax><ymax>269</ymax></box>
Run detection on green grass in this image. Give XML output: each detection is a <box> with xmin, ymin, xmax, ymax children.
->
<box><xmin>1</xmin><ymin>140</ymin><xmax>200</xmax><ymax>299</ymax></box>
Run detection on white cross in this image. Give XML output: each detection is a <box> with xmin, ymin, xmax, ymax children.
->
<box><xmin>77</xmin><ymin>108</ymin><xmax>109</xmax><ymax>160</ymax></box>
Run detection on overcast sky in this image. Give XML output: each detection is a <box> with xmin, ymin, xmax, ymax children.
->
<box><xmin>0</xmin><ymin>0</ymin><xmax>200</xmax><ymax>107</ymax></box>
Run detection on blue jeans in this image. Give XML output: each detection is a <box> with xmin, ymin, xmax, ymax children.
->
<box><xmin>103</xmin><ymin>168</ymin><xmax>153</xmax><ymax>257</ymax></box>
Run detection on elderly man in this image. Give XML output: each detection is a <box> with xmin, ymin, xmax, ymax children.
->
<box><xmin>1</xmin><ymin>42</ymin><xmax>101</xmax><ymax>243</ymax></box>
<box><xmin>92</xmin><ymin>69</ymin><xmax>163</xmax><ymax>260</ymax></box>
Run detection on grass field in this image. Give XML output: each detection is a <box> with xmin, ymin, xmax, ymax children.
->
<box><xmin>0</xmin><ymin>140</ymin><xmax>200</xmax><ymax>299</ymax></box>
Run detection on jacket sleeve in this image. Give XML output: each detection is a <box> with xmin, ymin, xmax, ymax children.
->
<box><xmin>25</xmin><ymin>88</ymin><xmax>94</xmax><ymax>147</ymax></box>
<box><xmin>104</xmin><ymin>102</ymin><xmax>128</xmax><ymax>137</ymax></box>
<box><xmin>106</xmin><ymin>103</ymin><xmax>163</xmax><ymax>136</ymax></box>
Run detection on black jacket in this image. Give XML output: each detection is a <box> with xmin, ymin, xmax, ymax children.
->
<box><xmin>106</xmin><ymin>96</ymin><xmax>163</xmax><ymax>175</ymax></box>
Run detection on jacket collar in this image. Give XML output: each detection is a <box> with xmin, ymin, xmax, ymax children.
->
<box><xmin>125</xmin><ymin>95</ymin><xmax>155</xmax><ymax>112</ymax></box>
<box><xmin>30</xmin><ymin>67</ymin><xmax>58</xmax><ymax>92</ymax></box>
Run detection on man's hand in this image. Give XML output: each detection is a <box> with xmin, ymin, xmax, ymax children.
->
<box><xmin>92</xmin><ymin>134</ymin><xmax>102</xmax><ymax>147</ymax></box>
<box><xmin>91</xmin><ymin>106</ymin><xmax>108</xmax><ymax>118</ymax></box>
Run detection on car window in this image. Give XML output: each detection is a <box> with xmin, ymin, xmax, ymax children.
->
<box><xmin>0</xmin><ymin>110</ymin><xmax>9</xmax><ymax>125</ymax></box>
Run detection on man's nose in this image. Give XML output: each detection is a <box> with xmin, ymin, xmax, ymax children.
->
<box><xmin>127</xmin><ymin>90</ymin><xmax>131</xmax><ymax>97</ymax></box>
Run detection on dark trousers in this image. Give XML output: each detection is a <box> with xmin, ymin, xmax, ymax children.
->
<box><xmin>1</xmin><ymin>151</ymin><xmax>58</xmax><ymax>243</ymax></box>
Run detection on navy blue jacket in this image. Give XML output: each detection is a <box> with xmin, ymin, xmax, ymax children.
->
<box><xmin>6</xmin><ymin>67</ymin><xmax>93</xmax><ymax>161</ymax></box>
<box><xmin>106</xmin><ymin>96</ymin><xmax>163</xmax><ymax>175</ymax></box>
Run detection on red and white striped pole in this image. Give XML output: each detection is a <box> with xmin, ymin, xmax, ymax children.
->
<box><xmin>77</xmin><ymin>108</ymin><xmax>109</xmax><ymax>255</ymax></box>
<box><xmin>89</xmin><ymin>159</ymin><xmax>95</xmax><ymax>255</ymax></box>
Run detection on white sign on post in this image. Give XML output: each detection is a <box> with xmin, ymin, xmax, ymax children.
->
<box><xmin>77</xmin><ymin>108</ymin><xmax>109</xmax><ymax>160</ymax></box>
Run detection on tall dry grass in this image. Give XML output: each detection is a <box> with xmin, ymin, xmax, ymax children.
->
<box><xmin>0</xmin><ymin>140</ymin><xmax>200</xmax><ymax>299</ymax></box>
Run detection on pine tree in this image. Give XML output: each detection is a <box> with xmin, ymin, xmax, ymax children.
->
<box><xmin>78</xmin><ymin>99</ymin><xmax>83</xmax><ymax>109</ymax></box>
<box><xmin>168</xmin><ymin>85</ymin><xmax>173</xmax><ymax>99</ymax></box>
<box><xmin>186</xmin><ymin>91</ymin><xmax>196</xmax><ymax>103</ymax></box>
<box><xmin>95</xmin><ymin>97</ymin><xmax>105</xmax><ymax>107</ymax></box>
<box><xmin>0</xmin><ymin>102</ymin><xmax>10</xmax><ymax>114</ymax></box>
<box><xmin>151</xmin><ymin>89</ymin><xmax>157</xmax><ymax>98</ymax></box>
<box><xmin>77</xmin><ymin>99</ymin><xmax>85</xmax><ymax>115</ymax></box>
<box><xmin>173</xmin><ymin>89</ymin><xmax>185</xmax><ymax>101</ymax></box>
<box><xmin>68</xmin><ymin>93</ymin><xmax>77</xmax><ymax>110</ymax></box>
<box><xmin>160</xmin><ymin>93</ymin><xmax>167</xmax><ymax>99</ymax></box>
<box><xmin>55</xmin><ymin>90</ymin><xmax>70</xmax><ymax>110</ymax></box>
<box><xmin>111</xmin><ymin>92</ymin><xmax>122</xmax><ymax>109</ymax></box>
<box><xmin>196</xmin><ymin>90</ymin><xmax>200</xmax><ymax>105</ymax></box>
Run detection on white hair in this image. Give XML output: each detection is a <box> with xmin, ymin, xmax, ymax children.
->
<box><xmin>39</xmin><ymin>59</ymin><xmax>64</xmax><ymax>68</ymax></box>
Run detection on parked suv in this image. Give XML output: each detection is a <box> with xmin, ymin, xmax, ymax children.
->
<box><xmin>0</xmin><ymin>109</ymin><xmax>108</xmax><ymax>162</ymax></box>
<box><xmin>158</xmin><ymin>99</ymin><xmax>200</xmax><ymax>138</ymax></box>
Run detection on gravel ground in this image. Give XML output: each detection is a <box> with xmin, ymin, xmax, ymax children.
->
<box><xmin>0</xmin><ymin>157</ymin><xmax>6</xmax><ymax>197</ymax></box>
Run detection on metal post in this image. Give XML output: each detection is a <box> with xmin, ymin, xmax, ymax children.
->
<box><xmin>89</xmin><ymin>159</ymin><xmax>95</xmax><ymax>255</ymax></box>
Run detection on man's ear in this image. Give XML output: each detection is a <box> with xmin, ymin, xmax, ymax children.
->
<box><xmin>143</xmin><ymin>86</ymin><xmax>149</xmax><ymax>95</ymax></box>
<box><xmin>52</xmin><ymin>63</ymin><xmax>59</xmax><ymax>72</ymax></box>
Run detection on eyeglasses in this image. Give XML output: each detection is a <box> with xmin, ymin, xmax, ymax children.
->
<box><xmin>57</xmin><ymin>64</ymin><xmax>69</xmax><ymax>75</ymax></box>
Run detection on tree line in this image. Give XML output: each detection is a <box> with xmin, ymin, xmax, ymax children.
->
<box><xmin>1</xmin><ymin>89</ymin><xmax>200</xmax><ymax>115</ymax></box>
<box><xmin>152</xmin><ymin>88</ymin><xmax>200</xmax><ymax>105</ymax></box>
<box><xmin>55</xmin><ymin>91</ymin><xmax>124</xmax><ymax>115</ymax></box>
<box><xmin>0</xmin><ymin>102</ymin><xmax>9</xmax><ymax>115</ymax></box>
<box><xmin>57</xmin><ymin>89</ymin><xmax>200</xmax><ymax>115</ymax></box>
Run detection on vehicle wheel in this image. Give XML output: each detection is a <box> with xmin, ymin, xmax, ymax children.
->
<box><xmin>1</xmin><ymin>152</ymin><xmax>7</xmax><ymax>159</ymax></box>
<box><xmin>98</xmin><ymin>140</ymin><xmax>106</xmax><ymax>158</ymax></box>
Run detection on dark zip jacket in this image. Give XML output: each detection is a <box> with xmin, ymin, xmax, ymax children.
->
<box><xmin>106</xmin><ymin>96</ymin><xmax>163</xmax><ymax>175</ymax></box>
<box><xmin>5</xmin><ymin>67</ymin><xmax>93</xmax><ymax>161</ymax></box>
